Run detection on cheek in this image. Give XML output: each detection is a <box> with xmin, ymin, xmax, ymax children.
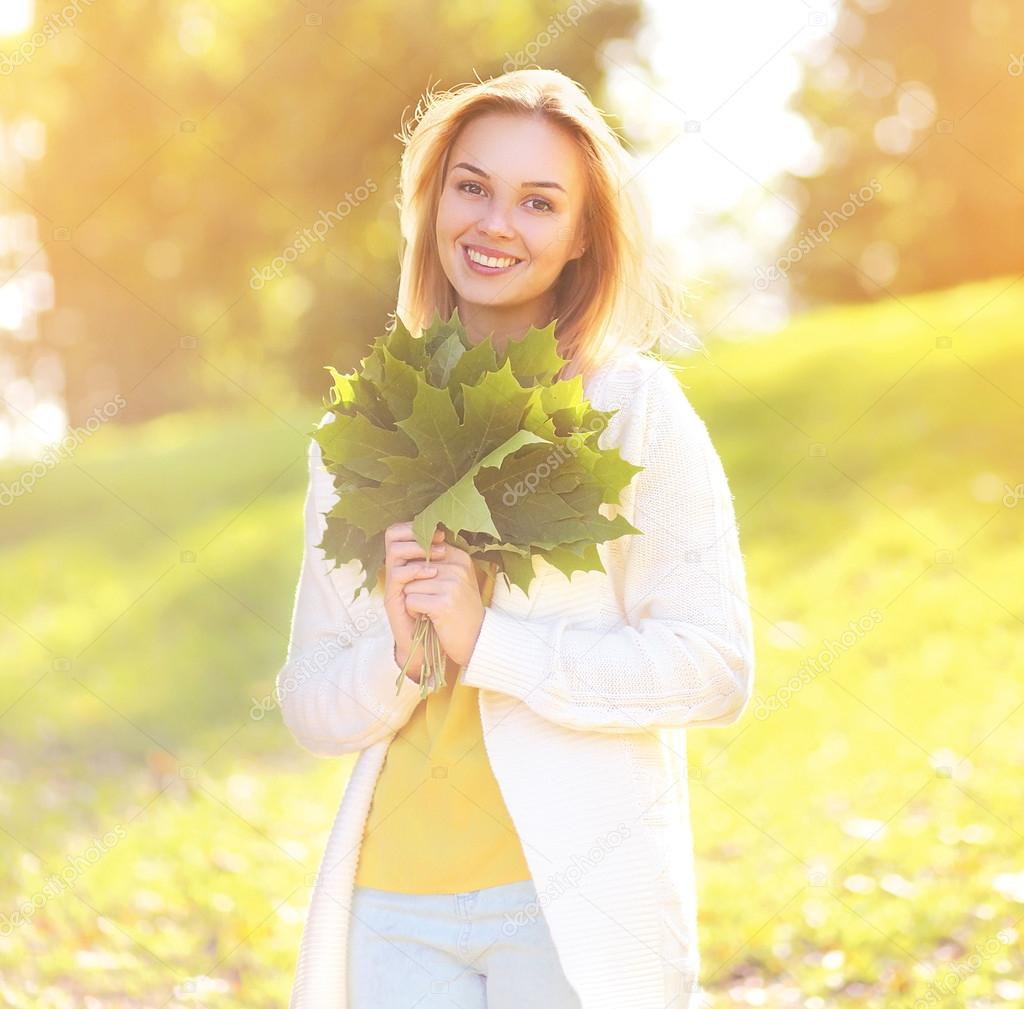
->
<box><xmin>437</xmin><ymin>194</ymin><xmax>474</xmax><ymax>238</ymax></box>
<box><xmin>526</xmin><ymin>221</ymin><xmax>573</xmax><ymax>267</ymax></box>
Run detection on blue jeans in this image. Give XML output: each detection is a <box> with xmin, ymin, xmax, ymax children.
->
<box><xmin>348</xmin><ymin>878</ymin><xmax>583</xmax><ymax>1008</ymax></box>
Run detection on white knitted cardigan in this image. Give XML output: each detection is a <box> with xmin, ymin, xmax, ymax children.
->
<box><xmin>276</xmin><ymin>349</ymin><xmax>756</xmax><ymax>1009</ymax></box>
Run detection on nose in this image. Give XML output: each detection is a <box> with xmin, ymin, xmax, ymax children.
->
<box><xmin>478</xmin><ymin>199</ymin><xmax>515</xmax><ymax>239</ymax></box>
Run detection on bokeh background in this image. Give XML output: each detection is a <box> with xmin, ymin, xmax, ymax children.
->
<box><xmin>1</xmin><ymin>0</ymin><xmax>1022</xmax><ymax>1006</ymax></box>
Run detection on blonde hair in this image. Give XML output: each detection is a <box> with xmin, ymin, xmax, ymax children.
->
<box><xmin>391</xmin><ymin>67</ymin><xmax>697</xmax><ymax>383</ymax></box>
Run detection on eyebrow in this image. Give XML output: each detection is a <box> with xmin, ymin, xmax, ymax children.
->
<box><xmin>451</xmin><ymin>161</ymin><xmax>567</xmax><ymax>194</ymax></box>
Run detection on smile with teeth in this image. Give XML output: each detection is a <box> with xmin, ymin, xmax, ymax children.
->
<box><xmin>463</xmin><ymin>244</ymin><xmax>523</xmax><ymax>272</ymax></box>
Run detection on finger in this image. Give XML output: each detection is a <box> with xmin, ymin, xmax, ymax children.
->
<box><xmin>384</xmin><ymin>568</ymin><xmax>435</xmax><ymax>612</ymax></box>
<box><xmin>392</xmin><ymin>537</ymin><xmax>446</xmax><ymax>556</ymax></box>
<box><xmin>447</xmin><ymin>546</ymin><xmax>472</xmax><ymax>568</ymax></box>
<box><xmin>385</xmin><ymin>522</ymin><xmax>446</xmax><ymax>545</ymax></box>
<box><xmin>402</xmin><ymin>592</ymin><xmax>439</xmax><ymax>616</ymax></box>
<box><xmin>389</xmin><ymin>541</ymin><xmax>447</xmax><ymax>565</ymax></box>
<box><xmin>388</xmin><ymin>562</ymin><xmax>439</xmax><ymax>586</ymax></box>
<box><xmin>401</xmin><ymin>573</ymin><xmax>448</xmax><ymax>595</ymax></box>
<box><xmin>385</xmin><ymin>528</ymin><xmax>444</xmax><ymax>553</ymax></box>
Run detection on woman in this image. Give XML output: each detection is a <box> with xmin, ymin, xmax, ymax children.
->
<box><xmin>277</xmin><ymin>68</ymin><xmax>756</xmax><ymax>1009</ymax></box>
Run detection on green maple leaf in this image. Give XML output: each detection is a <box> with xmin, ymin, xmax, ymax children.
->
<box><xmin>536</xmin><ymin>540</ymin><xmax>605</xmax><ymax>579</ymax></box>
<box><xmin>473</xmin><ymin>445</ymin><xmax>583</xmax><ymax>543</ymax></box>
<box><xmin>492</xmin><ymin>548</ymin><xmax>537</xmax><ymax>595</ymax></box>
<box><xmin>448</xmin><ymin>339</ymin><xmax>500</xmax><ymax>416</ymax></box>
<box><xmin>377</xmin><ymin>344</ymin><xmax>420</xmax><ymax>422</ymax></box>
<box><xmin>410</xmin><ymin>426</ymin><xmax>550</xmax><ymax>549</ymax></box>
<box><xmin>426</xmin><ymin>331</ymin><xmax>465</xmax><ymax>387</ymax></box>
<box><xmin>501</xmin><ymin>319</ymin><xmax>566</xmax><ymax>386</ymax></box>
<box><xmin>331</xmin><ymin>474</ymin><xmax>430</xmax><ymax>540</ymax></box>
<box><xmin>382</xmin><ymin>315</ymin><xmax>430</xmax><ymax>370</ymax></box>
<box><xmin>313</xmin><ymin>307</ymin><xmax>646</xmax><ymax>603</ymax></box>
<box><xmin>589</xmin><ymin>448</ymin><xmax>644</xmax><ymax>504</ymax></box>
<box><xmin>312</xmin><ymin>411</ymin><xmax>415</xmax><ymax>482</ymax></box>
<box><xmin>377</xmin><ymin>359</ymin><xmax>552</xmax><ymax>550</ymax></box>
<box><xmin>422</xmin><ymin>306</ymin><xmax>465</xmax><ymax>357</ymax></box>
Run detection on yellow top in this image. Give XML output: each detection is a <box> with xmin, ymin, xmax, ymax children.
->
<box><xmin>354</xmin><ymin>561</ymin><xmax>532</xmax><ymax>893</ymax></box>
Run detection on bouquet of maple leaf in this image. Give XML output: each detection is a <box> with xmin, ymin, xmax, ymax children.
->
<box><xmin>313</xmin><ymin>308</ymin><xmax>644</xmax><ymax>699</ymax></box>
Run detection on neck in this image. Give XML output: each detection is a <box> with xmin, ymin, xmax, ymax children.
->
<box><xmin>458</xmin><ymin>291</ymin><xmax>557</xmax><ymax>356</ymax></box>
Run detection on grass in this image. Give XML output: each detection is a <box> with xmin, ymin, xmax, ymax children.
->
<box><xmin>1</xmin><ymin>274</ymin><xmax>1022</xmax><ymax>1007</ymax></box>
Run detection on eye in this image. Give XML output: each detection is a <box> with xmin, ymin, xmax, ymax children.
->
<box><xmin>458</xmin><ymin>180</ymin><xmax>485</xmax><ymax>196</ymax></box>
<box><xmin>525</xmin><ymin>197</ymin><xmax>554</xmax><ymax>213</ymax></box>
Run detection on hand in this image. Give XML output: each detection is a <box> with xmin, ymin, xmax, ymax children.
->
<box><xmin>382</xmin><ymin>522</ymin><xmax>447</xmax><ymax>680</ymax></box>
<box><xmin>401</xmin><ymin>530</ymin><xmax>486</xmax><ymax>669</ymax></box>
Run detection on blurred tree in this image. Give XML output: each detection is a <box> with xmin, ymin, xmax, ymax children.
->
<box><xmin>778</xmin><ymin>0</ymin><xmax>1024</xmax><ymax>309</ymax></box>
<box><xmin>1</xmin><ymin>0</ymin><xmax>643</xmax><ymax>426</ymax></box>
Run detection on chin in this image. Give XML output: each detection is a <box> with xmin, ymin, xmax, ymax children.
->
<box><xmin>463</xmin><ymin>292</ymin><xmax>520</xmax><ymax>310</ymax></box>
<box><xmin>457</xmin><ymin>275</ymin><xmax>523</xmax><ymax>303</ymax></box>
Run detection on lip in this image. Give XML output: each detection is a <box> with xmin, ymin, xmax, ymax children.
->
<box><xmin>460</xmin><ymin>242</ymin><xmax>524</xmax><ymax>274</ymax></box>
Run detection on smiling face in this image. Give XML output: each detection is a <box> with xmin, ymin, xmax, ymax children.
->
<box><xmin>434</xmin><ymin>112</ymin><xmax>588</xmax><ymax>347</ymax></box>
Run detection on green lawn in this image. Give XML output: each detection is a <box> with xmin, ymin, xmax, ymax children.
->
<box><xmin>1</xmin><ymin>275</ymin><xmax>1021</xmax><ymax>1007</ymax></box>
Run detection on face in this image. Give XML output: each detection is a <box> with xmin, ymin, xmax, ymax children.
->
<box><xmin>435</xmin><ymin>112</ymin><xmax>587</xmax><ymax>342</ymax></box>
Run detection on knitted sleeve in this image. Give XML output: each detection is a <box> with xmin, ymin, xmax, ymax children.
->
<box><xmin>274</xmin><ymin>418</ymin><xmax>423</xmax><ymax>757</ymax></box>
<box><xmin>460</xmin><ymin>365</ymin><xmax>755</xmax><ymax>734</ymax></box>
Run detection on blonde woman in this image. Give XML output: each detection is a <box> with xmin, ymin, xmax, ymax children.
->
<box><xmin>277</xmin><ymin>68</ymin><xmax>756</xmax><ymax>1009</ymax></box>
